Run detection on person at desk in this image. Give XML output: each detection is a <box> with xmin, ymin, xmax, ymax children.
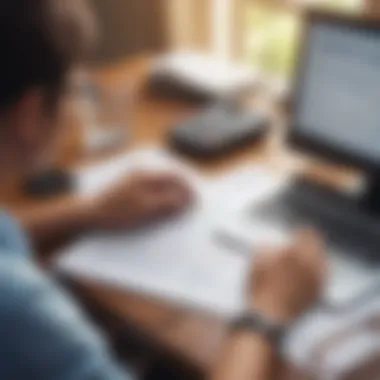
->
<box><xmin>0</xmin><ymin>0</ymin><xmax>325</xmax><ymax>379</ymax></box>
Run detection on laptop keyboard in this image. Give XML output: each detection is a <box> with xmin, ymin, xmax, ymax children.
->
<box><xmin>250</xmin><ymin>179</ymin><xmax>380</xmax><ymax>261</ymax></box>
<box><xmin>249</xmin><ymin>179</ymin><xmax>380</xmax><ymax>308</ymax></box>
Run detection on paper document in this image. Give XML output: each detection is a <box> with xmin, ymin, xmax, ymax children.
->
<box><xmin>73</xmin><ymin>147</ymin><xmax>201</xmax><ymax>196</ymax></box>
<box><xmin>56</xmin><ymin>149</ymin><xmax>283</xmax><ymax>317</ymax></box>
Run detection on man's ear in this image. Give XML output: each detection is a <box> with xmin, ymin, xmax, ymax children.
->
<box><xmin>9</xmin><ymin>89</ymin><xmax>46</xmax><ymax>147</ymax></box>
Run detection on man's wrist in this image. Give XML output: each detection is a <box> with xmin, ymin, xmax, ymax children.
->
<box><xmin>229</xmin><ymin>328</ymin><xmax>274</xmax><ymax>351</ymax></box>
<box><xmin>230</xmin><ymin>309</ymin><xmax>288</xmax><ymax>348</ymax></box>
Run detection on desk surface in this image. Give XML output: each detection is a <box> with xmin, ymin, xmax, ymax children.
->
<box><xmin>7</xmin><ymin>55</ymin><xmax>360</xmax><ymax>380</ymax></box>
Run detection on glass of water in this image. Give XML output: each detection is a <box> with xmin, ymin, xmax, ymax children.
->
<box><xmin>72</xmin><ymin>72</ymin><xmax>136</xmax><ymax>155</ymax></box>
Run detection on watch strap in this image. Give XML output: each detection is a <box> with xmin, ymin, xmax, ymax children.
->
<box><xmin>230</xmin><ymin>310</ymin><xmax>287</xmax><ymax>346</ymax></box>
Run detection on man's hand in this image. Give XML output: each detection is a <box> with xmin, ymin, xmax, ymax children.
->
<box><xmin>249</xmin><ymin>229</ymin><xmax>326</xmax><ymax>324</ymax></box>
<box><xmin>87</xmin><ymin>171</ymin><xmax>194</xmax><ymax>229</ymax></box>
<box><xmin>213</xmin><ymin>230</ymin><xmax>325</xmax><ymax>380</ymax></box>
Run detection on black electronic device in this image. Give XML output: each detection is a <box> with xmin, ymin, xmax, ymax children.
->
<box><xmin>252</xmin><ymin>179</ymin><xmax>380</xmax><ymax>262</ymax></box>
<box><xmin>250</xmin><ymin>178</ymin><xmax>380</xmax><ymax>309</ymax></box>
<box><xmin>24</xmin><ymin>169</ymin><xmax>73</xmax><ymax>198</ymax></box>
<box><xmin>169</xmin><ymin>103</ymin><xmax>269</xmax><ymax>158</ymax></box>
<box><xmin>289</xmin><ymin>11</ymin><xmax>380</xmax><ymax>215</ymax></box>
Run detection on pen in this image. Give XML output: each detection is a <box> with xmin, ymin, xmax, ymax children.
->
<box><xmin>213</xmin><ymin>230</ymin><xmax>253</xmax><ymax>256</ymax></box>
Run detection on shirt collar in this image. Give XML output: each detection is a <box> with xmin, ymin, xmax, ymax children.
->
<box><xmin>0</xmin><ymin>210</ymin><xmax>30</xmax><ymax>257</ymax></box>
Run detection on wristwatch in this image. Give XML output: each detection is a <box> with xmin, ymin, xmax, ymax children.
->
<box><xmin>230</xmin><ymin>310</ymin><xmax>287</xmax><ymax>346</ymax></box>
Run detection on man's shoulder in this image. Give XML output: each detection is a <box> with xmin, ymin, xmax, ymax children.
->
<box><xmin>0</xmin><ymin>210</ymin><xmax>31</xmax><ymax>259</ymax></box>
<box><xmin>0</xmin><ymin>251</ymin><xmax>130</xmax><ymax>379</ymax></box>
<box><xmin>0</xmin><ymin>210</ymin><xmax>36</xmax><ymax>299</ymax></box>
<box><xmin>0</xmin><ymin>249</ymin><xmax>45</xmax><ymax>308</ymax></box>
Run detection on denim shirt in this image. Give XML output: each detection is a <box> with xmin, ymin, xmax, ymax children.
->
<box><xmin>0</xmin><ymin>211</ymin><xmax>131</xmax><ymax>380</ymax></box>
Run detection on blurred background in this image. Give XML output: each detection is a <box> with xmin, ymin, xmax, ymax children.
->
<box><xmin>14</xmin><ymin>0</ymin><xmax>380</xmax><ymax>205</ymax></box>
<box><xmin>90</xmin><ymin>0</ymin><xmax>374</xmax><ymax>82</ymax></box>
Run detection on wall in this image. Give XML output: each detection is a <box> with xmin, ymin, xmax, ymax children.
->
<box><xmin>90</xmin><ymin>0</ymin><xmax>169</xmax><ymax>64</ymax></box>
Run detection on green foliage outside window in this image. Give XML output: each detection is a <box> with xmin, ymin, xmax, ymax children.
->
<box><xmin>245</xmin><ymin>0</ymin><xmax>363</xmax><ymax>80</ymax></box>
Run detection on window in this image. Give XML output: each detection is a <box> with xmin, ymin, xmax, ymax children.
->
<box><xmin>243</xmin><ymin>0</ymin><xmax>364</xmax><ymax>82</ymax></box>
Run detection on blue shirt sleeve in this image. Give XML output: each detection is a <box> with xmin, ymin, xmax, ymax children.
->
<box><xmin>0</xmin><ymin>212</ymin><xmax>133</xmax><ymax>380</ymax></box>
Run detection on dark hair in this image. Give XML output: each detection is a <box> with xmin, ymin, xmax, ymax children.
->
<box><xmin>0</xmin><ymin>0</ymin><xmax>94</xmax><ymax>111</ymax></box>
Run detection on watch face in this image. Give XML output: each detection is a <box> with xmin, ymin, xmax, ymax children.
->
<box><xmin>231</xmin><ymin>311</ymin><xmax>285</xmax><ymax>345</ymax></box>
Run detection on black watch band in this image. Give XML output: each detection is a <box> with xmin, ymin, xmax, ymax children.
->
<box><xmin>230</xmin><ymin>310</ymin><xmax>287</xmax><ymax>346</ymax></box>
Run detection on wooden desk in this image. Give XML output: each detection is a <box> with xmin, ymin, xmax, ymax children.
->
<box><xmin>71</xmin><ymin>55</ymin><xmax>269</xmax><ymax>376</ymax></box>
<box><xmin>8</xmin><ymin>56</ymin><xmax>357</xmax><ymax>380</ymax></box>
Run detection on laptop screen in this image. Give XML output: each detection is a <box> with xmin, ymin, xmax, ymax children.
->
<box><xmin>294</xmin><ymin>18</ymin><xmax>380</xmax><ymax>165</ymax></box>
